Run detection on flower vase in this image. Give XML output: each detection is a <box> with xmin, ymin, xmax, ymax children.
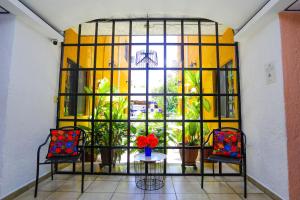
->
<box><xmin>145</xmin><ymin>147</ymin><xmax>152</xmax><ymax>157</ymax></box>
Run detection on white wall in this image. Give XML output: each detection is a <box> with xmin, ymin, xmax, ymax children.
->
<box><xmin>0</xmin><ymin>14</ymin><xmax>16</xmax><ymax>198</ymax></box>
<box><xmin>0</xmin><ymin>15</ymin><xmax>60</xmax><ymax>198</ymax></box>
<box><xmin>239</xmin><ymin>16</ymin><xmax>289</xmax><ymax>199</ymax></box>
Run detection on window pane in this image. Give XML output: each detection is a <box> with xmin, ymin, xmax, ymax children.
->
<box><xmin>131</xmin><ymin>70</ymin><xmax>146</xmax><ymax>93</ymax></box>
<box><xmin>167</xmin><ymin>122</ymin><xmax>182</xmax><ymax>146</ymax></box>
<box><xmin>131</xmin><ymin>45</ymin><xmax>146</xmax><ymax>68</ymax></box>
<box><xmin>79</xmin><ymin>46</ymin><xmax>94</xmax><ymax>68</ymax></box>
<box><xmin>113</xmin><ymin>70</ymin><xmax>128</xmax><ymax>93</ymax></box>
<box><xmin>167</xmin><ymin>46</ymin><xmax>182</xmax><ymax>68</ymax></box>
<box><xmin>149</xmin><ymin>21</ymin><xmax>164</xmax><ymax>43</ymax></box>
<box><xmin>112</xmin><ymin>96</ymin><xmax>128</xmax><ymax>120</ymax></box>
<box><xmin>202</xmin><ymin>46</ymin><xmax>217</xmax><ymax>68</ymax></box>
<box><xmin>98</xmin><ymin>22</ymin><xmax>112</xmax><ymax>44</ymax></box>
<box><xmin>201</xmin><ymin>22</ymin><xmax>216</xmax><ymax>44</ymax></box>
<box><xmin>202</xmin><ymin>70</ymin><xmax>216</xmax><ymax>94</ymax></box>
<box><xmin>95</xmin><ymin>71</ymin><xmax>111</xmax><ymax>93</ymax></box>
<box><xmin>184</xmin><ymin>70</ymin><xmax>200</xmax><ymax>94</ymax></box>
<box><xmin>149</xmin><ymin>96</ymin><xmax>164</xmax><ymax>120</ymax></box>
<box><xmin>184</xmin><ymin>21</ymin><xmax>198</xmax><ymax>43</ymax></box>
<box><xmin>130</xmin><ymin>96</ymin><xmax>146</xmax><ymax>120</ymax></box>
<box><xmin>130</xmin><ymin>122</ymin><xmax>146</xmax><ymax>147</ymax></box>
<box><xmin>167</xmin><ymin>21</ymin><xmax>181</xmax><ymax>43</ymax></box>
<box><xmin>96</xmin><ymin>46</ymin><xmax>112</xmax><ymax>68</ymax></box>
<box><xmin>132</xmin><ymin>21</ymin><xmax>146</xmax><ymax>43</ymax></box>
<box><xmin>112</xmin><ymin>123</ymin><xmax>128</xmax><ymax>146</ymax></box>
<box><xmin>149</xmin><ymin>45</ymin><xmax>164</xmax><ymax>68</ymax></box>
<box><xmin>185</xmin><ymin>96</ymin><xmax>200</xmax><ymax>120</ymax></box>
<box><xmin>167</xmin><ymin>96</ymin><xmax>182</xmax><ymax>119</ymax></box>
<box><xmin>63</xmin><ymin>47</ymin><xmax>78</xmax><ymax>68</ymax></box>
<box><xmin>167</xmin><ymin>70</ymin><xmax>182</xmax><ymax>93</ymax></box>
<box><xmin>94</xmin><ymin>96</ymin><xmax>110</xmax><ymax>119</ymax></box>
<box><xmin>115</xmin><ymin>21</ymin><xmax>129</xmax><ymax>43</ymax></box>
<box><xmin>219</xmin><ymin>46</ymin><xmax>236</xmax><ymax>68</ymax></box>
<box><xmin>184</xmin><ymin>45</ymin><xmax>199</xmax><ymax>68</ymax></box>
<box><xmin>149</xmin><ymin>70</ymin><xmax>164</xmax><ymax>93</ymax></box>
<box><xmin>114</xmin><ymin>45</ymin><xmax>129</xmax><ymax>68</ymax></box>
<box><xmin>81</xmin><ymin>23</ymin><xmax>95</xmax><ymax>44</ymax></box>
<box><xmin>148</xmin><ymin>122</ymin><xmax>164</xmax><ymax>149</ymax></box>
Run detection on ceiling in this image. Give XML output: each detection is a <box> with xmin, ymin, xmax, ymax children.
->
<box><xmin>19</xmin><ymin>0</ymin><xmax>269</xmax><ymax>32</ymax></box>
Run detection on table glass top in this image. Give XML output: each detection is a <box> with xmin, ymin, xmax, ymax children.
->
<box><xmin>134</xmin><ymin>152</ymin><xmax>166</xmax><ymax>162</ymax></box>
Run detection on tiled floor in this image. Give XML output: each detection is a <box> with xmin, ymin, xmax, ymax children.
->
<box><xmin>15</xmin><ymin>175</ymin><xmax>274</xmax><ymax>200</ymax></box>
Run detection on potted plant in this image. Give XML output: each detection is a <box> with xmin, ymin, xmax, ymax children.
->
<box><xmin>80</xmin><ymin>78</ymin><xmax>128</xmax><ymax>167</ymax></box>
<box><xmin>178</xmin><ymin>71</ymin><xmax>211</xmax><ymax>169</ymax></box>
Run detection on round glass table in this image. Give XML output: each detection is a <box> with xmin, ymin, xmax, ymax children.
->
<box><xmin>134</xmin><ymin>152</ymin><xmax>166</xmax><ymax>190</ymax></box>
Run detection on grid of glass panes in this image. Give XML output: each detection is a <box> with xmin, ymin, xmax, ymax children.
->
<box><xmin>58</xmin><ymin>19</ymin><xmax>240</xmax><ymax>175</ymax></box>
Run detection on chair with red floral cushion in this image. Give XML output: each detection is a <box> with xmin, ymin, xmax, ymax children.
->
<box><xmin>34</xmin><ymin>127</ymin><xmax>86</xmax><ymax>198</ymax></box>
<box><xmin>200</xmin><ymin>127</ymin><xmax>247</xmax><ymax>198</ymax></box>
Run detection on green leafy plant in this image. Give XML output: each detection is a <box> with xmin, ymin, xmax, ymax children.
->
<box><xmin>183</xmin><ymin>71</ymin><xmax>211</xmax><ymax>146</ymax></box>
<box><xmin>79</xmin><ymin>78</ymin><xmax>127</xmax><ymax>163</ymax></box>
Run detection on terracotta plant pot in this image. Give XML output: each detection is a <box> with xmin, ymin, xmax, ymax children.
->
<box><xmin>99</xmin><ymin>149</ymin><xmax>116</xmax><ymax>168</ymax></box>
<box><xmin>178</xmin><ymin>143</ymin><xmax>199</xmax><ymax>168</ymax></box>
<box><xmin>81</xmin><ymin>150</ymin><xmax>97</xmax><ymax>162</ymax></box>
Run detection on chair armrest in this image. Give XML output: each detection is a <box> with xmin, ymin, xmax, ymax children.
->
<box><xmin>37</xmin><ymin>134</ymin><xmax>51</xmax><ymax>164</ymax></box>
<box><xmin>202</xmin><ymin>130</ymin><xmax>214</xmax><ymax>148</ymax></box>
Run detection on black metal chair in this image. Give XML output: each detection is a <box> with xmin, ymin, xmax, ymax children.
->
<box><xmin>201</xmin><ymin>127</ymin><xmax>247</xmax><ymax>198</ymax></box>
<box><xmin>34</xmin><ymin>126</ymin><xmax>86</xmax><ymax>198</ymax></box>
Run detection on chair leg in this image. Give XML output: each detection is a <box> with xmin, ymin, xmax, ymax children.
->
<box><xmin>81</xmin><ymin>153</ymin><xmax>85</xmax><ymax>193</ymax></box>
<box><xmin>243</xmin><ymin>158</ymin><xmax>247</xmax><ymax>198</ymax></box>
<box><xmin>201</xmin><ymin>157</ymin><xmax>204</xmax><ymax>188</ymax></box>
<box><xmin>219</xmin><ymin>162</ymin><xmax>222</xmax><ymax>174</ymax></box>
<box><xmin>34</xmin><ymin>163</ymin><xmax>40</xmax><ymax>198</ymax></box>
<box><xmin>212</xmin><ymin>162</ymin><xmax>215</xmax><ymax>175</ymax></box>
<box><xmin>51</xmin><ymin>163</ymin><xmax>54</xmax><ymax>180</ymax></box>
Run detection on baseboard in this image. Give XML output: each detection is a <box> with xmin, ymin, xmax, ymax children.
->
<box><xmin>247</xmin><ymin>176</ymin><xmax>284</xmax><ymax>200</ymax></box>
<box><xmin>225</xmin><ymin>163</ymin><xmax>283</xmax><ymax>200</ymax></box>
<box><xmin>2</xmin><ymin>172</ymin><xmax>51</xmax><ymax>200</ymax></box>
<box><xmin>2</xmin><ymin>164</ymin><xmax>69</xmax><ymax>200</ymax></box>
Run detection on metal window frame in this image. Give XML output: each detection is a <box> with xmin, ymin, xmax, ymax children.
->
<box><xmin>56</xmin><ymin>18</ymin><xmax>242</xmax><ymax>176</ymax></box>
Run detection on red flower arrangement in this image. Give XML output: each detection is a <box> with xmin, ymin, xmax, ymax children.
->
<box><xmin>136</xmin><ymin>133</ymin><xmax>159</xmax><ymax>149</ymax></box>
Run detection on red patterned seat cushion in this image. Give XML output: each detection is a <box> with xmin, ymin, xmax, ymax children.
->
<box><xmin>212</xmin><ymin>130</ymin><xmax>241</xmax><ymax>158</ymax></box>
<box><xmin>46</xmin><ymin>129</ymin><xmax>81</xmax><ymax>159</ymax></box>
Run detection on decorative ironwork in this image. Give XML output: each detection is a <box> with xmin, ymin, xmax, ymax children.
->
<box><xmin>135</xmin><ymin>50</ymin><xmax>158</xmax><ymax>67</ymax></box>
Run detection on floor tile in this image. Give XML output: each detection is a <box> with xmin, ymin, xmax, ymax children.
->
<box><xmin>68</xmin><ymin>175</ymin><xmax>97</xmax><ymax>181</ymax></box>
<box><xmin>15</xmin><ymin>189</ymin><xmax>51</xmax><ymax>200</ymax></box>
<box><xmin>38</xmin><ymin>180</ymin><xmax>65</xmax><ymax>192</ymax></box>
<box><xmin>86</xmin><ymin>180</ymin><xmax>119</xmax><ymax>193</ymax></box>
<box><xmin>202</xmin><ymin>181</ymin><xmax>235</xmax><ymax>193</ymax></box>
<box><xmin>223</xmin><ymin>176</ymin><xmax>244</xmax><ymax>182</ymax></box>
<box><xmin>78</xmin><ymin>192</ymin><xmax>113</xmax><ymax>200</ymax></box>
<box><xmin>227</xmin><ymin>181</ymin><xmax>263</xmax><ymax>194</ymax></box>
<box><xmin>197</xmin><ymin>176</ymin><xmax>225</xmax><ymax>182</ymax></box>
<box><xmin>57</xmin><ymin>180</ymin><xmax>93</xmax><ymax>192</ymax></box>
<box><xmin>51</xmin><ymin>174</ymin><xmax>74</xmax><ymax>180</ymax></box>
<box><xmin>176</xmin><ymin>193</ymin><xmax>209</xmax><ymax>200</ymax></box>
<box><xmin>121</xmin><ymin>176</ymin><xmax>136</xmax><ymax>182</ymax></box>
<box><xmin>115</xmin><ymin>181</ymin><xmax>145</xmax><ymax>193</ymax></box>
<box><xmin>46</xmin><ymin>191</ymin><xmax>81</xmax><ymax>200</ymax></box>
<box><xmin>172</xmin><ymin>176</ymin><xmax>198</xmax><ymax>182</ymax></box>
<box><xmin>239</xmin><ymin>193</ymin><xmax>273</xmax><ymax>200</ymax></box>
<box><xmin>208</xmin><ymin>193</ymin><xmax>242</xmax><ymax>200</ymax></box>
<box><xmin>173</xmin><ymin>181</ymin><xmax>206</xmax><ymax>194</ymax></box>
<box><xmin>144</xmin><ymin>180</ymin><xmax>175</xmax><ymax>193</ymax></box>
<box><xmin>144</xmin><ymin>193</ymin><xmax>177</xmax><ymax>200</ymax></box>
<box><xmin>96</xmin><ymin>175</ymin><xmax>122</xmax><ymax>181</ymax></box>
<box><xmin>111</xmin><ymin>193</ymin><xmax>145</xmax><ymax>200</ymax></box>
